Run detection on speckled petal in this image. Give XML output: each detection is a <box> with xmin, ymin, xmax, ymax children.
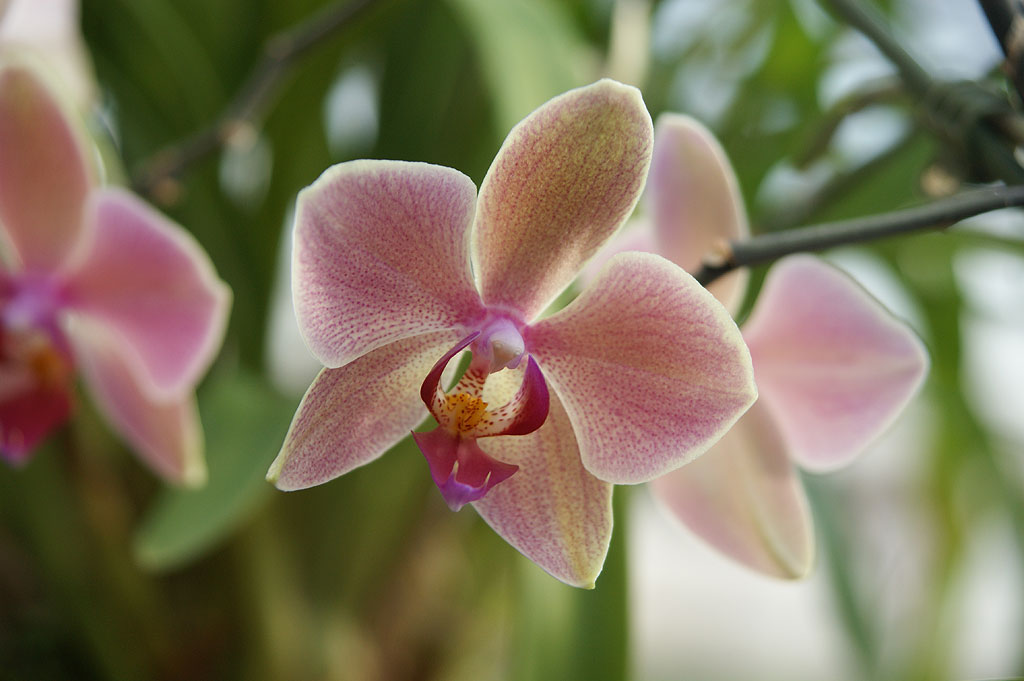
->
<box><xmin>743</xmin><ymin>255</ymin><xmax>929</xmax><ymax>472</ymax></box>
<box><xmin>62</xmin><ymin>188</ymin><xmax>230</xmax><ymax>399</ymax></box>
<box><xmin>474</xmin><ymin>79</ymin><xmax>653</xmax><ymax>322</ymax></box>
<box><xmin>269</xmin><ymin>329</ymin><xmax>463</xmax><ymax>491</ymax></box>
<box><xmin>650</xmin><ymin>401</ymin><xmax>814</xmax><ymax>579</ymax></box>
<box><xmin>71</xmin><ymin>319</ymin><xmax>205</xmax><ymax>486</ymax></box>
<box><xmin>528</xmin><ymin>252</ymin><xmax>756</xmax><ymax>484</ymax></box>
<box><xmin>649</xmin><ymin>114</ymin><xmax>749</xmax><ymax>312</ymax></box>
<box><xmin>0</xmin><ymin>61</ymin><xmax>93</xmax><ymax>270</ymax></box>
<box><xmin>293</xmin><ymin>160</ymin><xmax>485</xmax><ymax>368</ymax></box>
<box><xmin>473</xmin><ymin>370</ymin><xmax>612</xmax><ymax>588</ymax></box>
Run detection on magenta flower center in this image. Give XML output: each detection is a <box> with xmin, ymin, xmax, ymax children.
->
<box><xmin>0</xmin><ymin>273</ymin><xmax>74</xmax><ymax>460</ymax></box>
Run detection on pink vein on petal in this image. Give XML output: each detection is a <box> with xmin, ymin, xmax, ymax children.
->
<box><xmin>528</xmin><ymin>252</ymin><xmax>756</xmax><ymax>484</ymax></box>
<box><xmin>293</xmin><ymin>160</ymin><xmax>485</xmax><ymax>368</ymax></box>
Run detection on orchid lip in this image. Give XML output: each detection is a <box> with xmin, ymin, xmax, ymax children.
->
<box><xmin>420</xmin><ymin>333</ymin><xmax>549</xmax><ymax>441</ymax></box>
<box><xmin>412</xmin><ymin>429</ymin><xmax>518</xmax><ymax>511</ymax></box>
<box><xmin>413</xmin><ymin>326</ymin><xmax>550</xmax><ymax>508</ymax></box>
<box><xmin>0</xmin><ymin>295</ymin><xmax>75</xmax><ymax>462</ymax></box>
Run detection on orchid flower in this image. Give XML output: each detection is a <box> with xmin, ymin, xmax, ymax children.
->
<box><xmin>0</xmin><ymin>61</ymin><xmax>230</xmax><ymax>484</ymax></box>
<box><xmin>267</xmin><ymin>80</ymin><xmax>758</xmax><ymax>587</ymax></box>
<box><xmin>591</xmin><ymin>113</ymin><xmax>929</xmax><ymax>578</ymax></box>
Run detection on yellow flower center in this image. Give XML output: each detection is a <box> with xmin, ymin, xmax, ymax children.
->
<box><xmin>28</xmin><ymin>341</ymin><xmax>67</xmax><ymax>388</ymax></box>
<box><xmin>444</xmin><ymin>393</ymin><xmax>489</xmax><ymax>433</ymax></box>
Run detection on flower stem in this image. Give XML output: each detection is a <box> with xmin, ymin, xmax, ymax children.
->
<box><xmin>820</xmin><ymin>0</ymin><xmax>932</xmax><ymax>96</ymax></box>
<box><xmin>820</xmin><ymin>0</ymin><xmax>1024</xmax><ymax>184</ymax></box>
<box><xmin>694</xmin><ymin>184</ymin><xmax>1024</xmax><ymax>286</ymax></box>
<box><xmin>130</xmin><ymin>0</ymin><xmax>388</xmax><ymax>200</ymax></box>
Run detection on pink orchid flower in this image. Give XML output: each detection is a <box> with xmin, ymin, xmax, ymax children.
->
<box><xmin>592</xmin><ymin>113</ymin><xmax>929</xmax><ymax>578</ymax></box>
<box><xmin>0</xmin><ymin>61</ymin><xmax>230</xmax><ymax>485</ymax></box>
<box><xmin>267</xmin><ymin>80</ymin><xmax>758</xmax><ymax>587</ymax></box>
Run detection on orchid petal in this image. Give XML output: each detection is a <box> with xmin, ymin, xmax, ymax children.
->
<box><xmin>71</xmin><ymin>319</ymin><xmax>205</xmax><ymax>486</ymax></box>
<box><xmin>649</xmin><ymin>114</ymin><xmax>749</xmax><ymax>312</ymax></box>
<box><xmin>0</xmin><ymin>61</ymin><xmax>93</xmax><ymax>270</ymax></box>
<box><xmin>474</xmin><ymin>79</ymin><xmax>653</xmax><ymax>322</ymax></box>
<box><xmin>293</xmin><ymin>160</ymin><xmax>485</xmax><ymax>368</ymax></box>
<box><xmin>528</xmin><ymin>252</ymin><xmax>756</xmax><ymax>484</ymax></box>
<box><xmin>419</xmin><ymin>332</ymin><xmax>478</xmax><ymax>422</ymax></box>
<box><xmin>0</xmin><ymin>0</ymin><xmax>96</xmax><ymax>111</ymax></box>
<box><xmin>743</xmin><ymin>255</ymin><xmax>929</xmax><ymax>471</ymax></box>
<box><xmin>475</xmin><ymin>357</ymin><xmax>549</xmax><ymax>437</ymax></box>
<box><xmin>62</xmin><ymin>188</ymin><xmax>230</xmax><ymax>399</ymax></box>
<box><xmin>650</xmin><ymin>401</ymin><xmax>814</xmax><ymax>579</ymax></box>
<box><xmin>269</xmin><ymin>329</ymin><xmax>463</xmax><ymax>491</ymax></box>
<box><xmin>473</xmin><ymin>371</ymin><xmax>612</xmax><ymax>588</ymax></box>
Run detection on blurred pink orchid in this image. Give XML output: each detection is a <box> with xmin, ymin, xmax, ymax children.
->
<box><xmin>268</xmin><ymin>80</ymin><xmax>757</xmax><ymax>587</ymax></box>
<box><xmin>594</xmin><ymin>114</ymin><xmax>929</xmax><ymax>578</ymax></box>
<box><xmin>0</xmin><ymin>61</ymin><xmax>230</xmax><ymax>485</ymax></box>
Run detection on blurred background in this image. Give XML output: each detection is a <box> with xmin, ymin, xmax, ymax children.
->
<box><xmin>2</xmin><ymin>0</ymin><xmax>1023</xmax><ymax>679</ymax></box>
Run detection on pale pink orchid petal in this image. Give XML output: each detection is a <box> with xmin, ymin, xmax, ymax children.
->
<box><xmin>61</xmin><ymin>188</ymin><xmax>230</xmax><ymax>399</ymax></box>
<box><xmin>71</xmin><ymin>319</ymin><xmax>205</xmax><ymax>486</ymax></box>
<box><xmin>0</xmin><ymin>61</ymin><xmax>93</xmax><ymax>270</ymax></box>
<box><xmin>269</xmin><ymin>329</ymin><xmax>463</xmax><ymax>491</ymax></box>
<box><xmin>293</xmin><ymin>160</ymin><xmax>485</xmax><ymax>368</ymax></box>
<box><xmin>473</xmin><ymin>371</ymin><xmax>612</xmax><ymax>588</ymax></box>
<box><xmin>474</xmin><ymin>79</ymin><xmax>653</xmax><ymax>322</ymax></box>
<box><xmin>0</xmin><ymin>0</ymin><xmax>96</xmax><ymax>110</ymax></box>
<box><xmin>528</xmin><ymin>251</ymin><xmax>757</xmax><ymax>484</ymax></box>
<box><xmin>743</xmin><ymin>255</ymin><xmax>929</xmax><ymax>472</ymax></box>
<box><xmin>648</xmin><ymin>114</ymin><xmax>749</xmax><ymax>312</ymax></box>
<box><xmin>650</xmin><ymin>401</ymin><xmax>814</xmax><ymax>579</ymax></box>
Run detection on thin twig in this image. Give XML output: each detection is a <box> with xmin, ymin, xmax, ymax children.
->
<box><xmin>821</xmin><ymin>0</ymin><xmax>932</xmax><ymax>96</ymax></box>
<box><xmin>820</xmin><ymin>0</ymin><xmax>1024</xmax><ymax>184</ymax></box>
<box><xmin>792</xmin><ymin>77</ymin><xmax>904</xmax><ymax>169</ymax></box>
<box><xmin>760</xmin><ymin>131</ymin><xmax>922</xmax><ymax>235</ymax></box>
<box><xmin>695</xmin><ymin>183</ymin><xmax>1024</xmax><ymax>286</ymax></box>
<box><xmin>131</xmin><ymin>0</ymin><xmax>384</xmax><ymax>199</ymax></box>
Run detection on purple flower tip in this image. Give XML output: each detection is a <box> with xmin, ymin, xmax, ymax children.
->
<box><xmin>412</xmin><ymin>428</ymin><xmax>518</xmax><ymax>511</ymax></box>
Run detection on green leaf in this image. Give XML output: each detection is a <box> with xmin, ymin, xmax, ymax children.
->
<box><xmin>133</xmin><ymin>372</ymin><xmax>296</xmax><ymax>571</ymax></box>
<box><xmin>446</xmin><ymin>0</ymin><xmax>592</xmax><ymax>133</ymax></box>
